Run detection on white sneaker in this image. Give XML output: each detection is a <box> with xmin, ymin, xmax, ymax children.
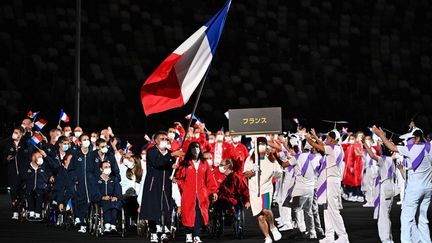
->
<box><xmin>104</xmin><ymin>223</ymin><xmax>111</xmax><ymax>232</ymax></box>
<box><xmin>78</xmin><ymin>226</ymin><xmax>87</xmax><ymax>233</ymax></box>
<box><xmin>319</xmin><ymin>238</ymin><xmax>334</xmax><ymax>243</ymax></box>
<box><xmin>355</xmin><ymin>196</ymin><xmax>364</xmax><ymax>202</ymax></box>
<box><xmin>156</xmin><ymin>224</ymin><xmax>163</xmax><ymax>233</ymax></box>
<box><xmin>396</xmin><ymin>201</ymin><xmax>402</xmax><ymax>205</ymax></box>
<box><xmin>150</xmin><ymin>233</ymin><xmax>159</xmax><ymax>243</ymax></box>
<box><xmin>347</xmin><ymin>196</ymin><xmax>356</xmax><ymax>202</ymax></box>
<box><xmin>278</xmin><ymin>224</ymin><xmax>292</xmax><ymax>231</ymax></box>
<box><xmin>264</xmin><ymin>237</ymin><xmax>273</xmax><ymax>243</ymax></box>
<box><xmin>29</xmin><ymin>211</ymin><xmax>35</xmax><ymax>218</ymax></box>
<box><xmin>275</xmin><ymin>217</ymin><xmax>281</xmax><ymax>222</ymax></box>
<box><xmin>164</xmin><ymin>225</ymin><xmax>170</xmax><ymax>233</ymax></box>
<box><xmin>12</xmin><ymin>212</ymin><xmax>19</xmax><ymax>220</ymax></box>
<box><xmin>74</xmin><ymin>217</ymin><xmax>81</xmax><ymax>226</ymax></box>
<box><xmin>270</xmin><ymin>227</ymin><xmax>282</xmax><ymax>241</ymax></box>
<box><xmin>335</xmin><ymin>237</ymin><xmax>350</xmax><ymax>243</ymax></box>
<box><xmin>110</xmin><ymin>225</ymin><xmax>117</xmax><ymax>232</ymax></box>
<box><xmin>362</xmin><ymin>202</ymin><xmax>373</xmax><ymax>207</ymax></box>
<box><xmin>186</xmin><ymin>233</ymin><xmax>193</xmax><ymax>243</ymax></box>
<box><xmin>161</xmin><ymin>233</ymin><xmax>169</xmax><ymax>242</ymax></box>
<box><xmin>34</xmin><ymin>213</ymin><xmax>41</xmax><ymax>219</ymax></box>
<box><xmin>193</xmin><ymin>236</ymin><xmax>203</xmax><ymax>243</ymax></box>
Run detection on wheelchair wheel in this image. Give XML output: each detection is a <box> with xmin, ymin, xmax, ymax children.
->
<box><xmin>233</xmin><ymin>207</ymin><xmax>245</xmax><ymax>239</ymax></box>
<box><xmin>121</xmin><ymin>208</ymin><xmax>126</xmax><ymax>238</ymax></box>
<box><xmin>208</xmin><ymin>207</ymin><xmax>223</xmax><ymax>239</ymax></box>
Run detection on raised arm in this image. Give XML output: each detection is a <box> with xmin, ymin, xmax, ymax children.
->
<box><xmin>305</xmin><ymin>132</ymin><xmax>325</xmax><ymax>152</ymax></box>
<box><xmin>362</xmin><ymin>141</ymin><xmax>379</xmax><ymax>161</ymax></box>
<box><xmin>371</xmin><ymin>126</ymin><xmax>398</xmax><ymax>152</ymax></box>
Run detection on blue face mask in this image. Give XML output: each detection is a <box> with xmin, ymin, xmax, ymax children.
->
<box><xmin>61</xmin><ymin>144</ymin><xmax>69</xmax><ymax>152</ymax></box>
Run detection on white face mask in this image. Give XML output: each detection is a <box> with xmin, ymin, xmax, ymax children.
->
<box><xmin>194</xmin><ymin>133</ymin><xmax>200</xmax><ymax>139</ymax></box>
<box><xmin>208</xmin><ymin>138</ymin><xmax>215</xmax><ymax>144</ymax></box>
<box><xmin>125</xmin><ymin>159</ymin><xmax>135</xmax><ymax>169</ymax></box>
<box><xmin>65</xmin><ymin>131</ymin><xmax>71</xmax><ymax>137</ymax></box>
<box><xmin>141</xmin><ymin>154</ymin><xmax>146</xmax><ymax>161</ymax></box>
<box><xmin>224</xmin><ymin>136</ymin><xmax>232</xmax><ymax>143</ymax></box>
<box><xmin>74</xmin><ymin>132</ymin><xmax>82</xmax><ymax>138</ymax></box>
<box><xmin>12</xmin><ymin>133</ymin><xmax>19</xmax><ymax>140</ymax></box>
<box><xmin>82</xmin><ymin>140</ymin><xmax>90</xmax><ymax>148</ymax></box>
<box><xmin>100</xmin><ymin>147</ymin><xmax>108</xmax><ymax>154</ymax></box>
<box><xmin>100</xmin><ymin>135</ymin><xmax>105</xmax><ymax>140</ymax></box>
<box><xmin>91</xmin><ymin>137</ymin><xmax>97</xmax><ymax>143</ymax></box>
<box><xmin>36</xmin><ymin>157</ymin><xmax>44</xmax><ymax>165</ymax></box>
<box><xmin>103</xmin><ymin>168</ymin><xmax>112</xmax><ymax>175</ymax></box>
<box><xmin>158</xmin><ymin>141</ymin><xmax>168</xmax><ymax>150</ymax></box>
<box><xmin>207</xmin><ymin>159</ymin><xmax>213</xmax><ymax>167</ymax></box>
<box><xmin>219</xmin><ymin>165</ymin><xmax>227</xmax><ymax>174</ymax></box>
<box><xmin>167</xmin><ymin>132</ymin><xmax>175</xmax><ymax>140</ymax></box>
<box><xmin>232</xmin><ymin>137</ymin><xmax>241</xmax><ymax>143</ymax></box>
<box><xmin>258</xmin><ymin>145</ymin><xmax>267</xmax><ymax>153</ymax></box>
<box><xmin>216</xmin><ymin>135</ymin><xmax>224</xmax><ymax>142</ymax></box>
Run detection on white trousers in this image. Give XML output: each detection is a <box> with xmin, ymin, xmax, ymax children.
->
<box><xmin>323</xmin><ymin>180</ymin><xmax>349</xmax><ymax>242</ymax></box>
<box><xmin>401</xmin><ymin>188</ymin><xmax>432</xmax><ymax>243</ymax></box>
<box><xmin>377</xmin><ymin>193</ymin><xmax>393</xmax><ymax>243</ymax></box>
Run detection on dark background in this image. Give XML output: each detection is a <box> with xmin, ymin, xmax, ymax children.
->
<box><xmin>1</xmin><ymin>0</ymin><xmax>432</xmax><ymax>136</ymax></box>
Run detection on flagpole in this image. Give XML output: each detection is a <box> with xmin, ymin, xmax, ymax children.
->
<box><xmin>181</xmin><ymin>67</ymin><xmax>211</xmax><ymax>143</ymax></box>
<box><xmin>74</xmin><ymin>0</ymin><xmax>82</xmax><ymax>127</ymax></box>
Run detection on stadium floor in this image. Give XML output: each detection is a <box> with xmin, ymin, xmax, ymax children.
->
<box><xmin>0</xmin><ymin>193</ymin><xmax>427</xmax><ymax>243</ymax></box>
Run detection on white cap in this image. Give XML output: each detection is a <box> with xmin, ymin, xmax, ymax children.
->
<box><xmin>399</xmin><ymin>127</ymin><xmax>423</xmax><ymax>142</ymax></box>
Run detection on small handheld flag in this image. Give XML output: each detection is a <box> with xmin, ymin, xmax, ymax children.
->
<box><xmin>27</xmin><ymin>111</ymin><xmax>40</xmax><ymax>121</ymax></box>
<box><xmin>66</xmin><ymin>199</ymin><xmax>73</xmax><ymax>211</ymax></box>
<box><xmin>34</xmin><ymin>119</ymin><xmax>47</xmax><ymax>131</ymax></box>
<box><xmin>59</xmin><ymin>110</ymin><xmax>70</xmax><ymax>123</ymax></box>
<box><xmin>125</xmin><ymin>141</ymin><xmax>132</xmax><ymax>153</ymax></box>
<box><xmin>29</xmin><ymin>133</ymin><xmax>43</xmax><ymax>147</ymax></box>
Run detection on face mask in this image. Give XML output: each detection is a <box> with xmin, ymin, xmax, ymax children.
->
<box><xmin>21</xmin><ymin>124</ymin><xmax>26</xmax><ymax>129</ymax></box>
<box><xmin>349</xmin><ymin>139</ymin><xmax>355</xmax><ymax>144</ymax></box>
<box><xmin>224</xmin><ymin>136</ymin><xmax>232</xmax><ymax>143</ymax></box>
<box><xmin>74</xmin><ymin>132</ymin><xmax>82</xmax><ymax>138</ymax></box>
<box><xmin>125</xmin><ymin>159</ymin><xmax>135</xmax><ymax>169</ymax></box>
<box><xmin>100</xmin><ymin>135</ymin><xmax>105</xmax><ymax>140</ymax></box>
<box><xmin>158</xmin><ymin>141</ymin><xmax>168</xmax><ymax>150</ymax></box>
<box><xmin>219</xmin><ymin>166</ymin><xmax>227</xmax><ymax>174</ymax></box>
<box><xmin>194</xmin><ymin>133</ymin><xmax>200</xmax><ymax>139</ymax></box>
<box><xmin>36</xmin><ymin>157</ymin><xmax>44</xmax><ymax>165</ymax></box>
<box><xmin>65</xmin><ymin>131</ymin><xmax>71</xmax><ymax>137</ymax></box>
<box><xmin>366</xmin><ymin>140</ymin><xmax>373</xmax><ymax>146</ymax></box>
<box><xmin>232</xmin><ymin>137</ymin><xmax>241</xmax><ymax>143</ymax></box>
<box><xmin>12</xmin><ymin>133</ymin><xmax>19</xmax><ymax>140</ymax></box>
<box><xmin>100</xmin><ymin>147</ymin><xmax>108</xmax><ymax>154</ymax></box>
<box><xmin>91</xmin><ymin>137</ymin><xmax>97</xmax><ymax>143</ymax></box>
<box><xmin>208</xmin><ymin>138</ymin><xmax>215</xmax><ymax>144</ymax></box>
<box><xmin>61</xmin><ymin>144</ymin><xmax>69</xmax><ymax>152</ymax></box>
<box><xmin>207</xmin><ymin>159</ymin><xmax>213</xmax><ymax>167</ymax></box>
<box><xmin>103</xmin><ymin>168</ymin><xmax>112</xmax><ymax>175</ymax></box>
<box><xmin>191</xmin><ymin>147</ymin><xmax>200</xmax><ymax>156</ymax></box>
<box><xmin>258</xmin><ymin>145</ymin><xmax>267</xmax><ymax>153</ymax></box>
<box><xmin>82</xmin><ymin>140</ymin><xmax>90</xmax><ymax>148</ymax></box>
<box><xmin>216</xmin><ymin>135</ymin><xmax>224</xmax><ymax>142</ymax></box>
<box><xmin>141</xmin><ymin>154</ymin><xmax>146</xmax><ymax>161</ymax></box>
<box><xmin>167</xmin><ymin>132</ymin><xmax>175</xmax><ymax>140</ymax></box>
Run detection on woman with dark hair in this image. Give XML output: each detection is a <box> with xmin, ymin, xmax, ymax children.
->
<box><xmin>175</xmin><ymin>142</ymin><xmax>218</xmax><ymax>243</ymax></box>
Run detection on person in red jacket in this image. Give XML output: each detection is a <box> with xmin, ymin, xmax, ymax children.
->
<box><xmin>209</xmin><ymin>130</ymin><xmax>232</xmax><ymax>167</ymax></box>
<box><xmin>215</xmin><ymin>159</ymin><xmax>250</xmax><ymax>215</ymax></box>
<box><xmin>229</xmin><ymin>135</ymin><xmax>249</xmax><ymax>174</ymax></box>
<box><xmin>175</xmin><ymin>142</ymin><xmax>218</xmax><ymax>243</ymax></box>
<box><xmin>182</xmin><ymin>126</ymin><xmax>211</xmax><ymax>153</ymax></box>
<box><xmin>342</xmin><ymin>131</ymin><xmax>365</xmax><ymax>202</ymax></box>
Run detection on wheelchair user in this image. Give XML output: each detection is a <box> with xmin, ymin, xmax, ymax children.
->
<box><xmin>95</xmin><ymin>160</ymin><xmax>123</xmax><ymax>233</ymax></box>
<box><xmin>214</xmin><ymin>159</ymin><xmax>250</xmax><ymax>215</ymax></box>
<box><xmin>120</xmin><ymin>155</ymin><xmax>143</xmax><ymax>225</ymax></box>
<box><xmin>24</xmin><ymin>149</ymin><xmax>55</xmax><ymax>220</ymax></box>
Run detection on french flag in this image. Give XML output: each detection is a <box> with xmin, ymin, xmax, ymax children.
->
<box><xmin>29</xmin><ymin>133</ymin><xmax>43</xmax><ymax>146</ymax></box>
<box><xmin>34</xmin><ymin>119</ymin><xmax>47</xmax><ymax>131</ymax></box>
<box><xmin>141</xmin><ymin>0</ymin><xmax>231</xmax><ymax>116</ymax></box>
<box><xmin>125</xmin><ymin>141</ymin><xmax>132</xmax><ymax>153</ymax></box>
<box><xmin>27</xmin><ymin>111</ymin><xmax>40</xmax><ymax>120</ymax></box>
<box><xmin>59</xmin><ymin>110</ymin><xmax>70</xmax><ymax>122</ymax></box>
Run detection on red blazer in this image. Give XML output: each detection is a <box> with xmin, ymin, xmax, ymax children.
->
<box><xmin>218</xmin><ymin>172</ymin><xmax>249</xmax><ymax>206</ymax></box>
<box><xmin>342</xmin><ymin>143</ymin><xmax>363</xmax><ymax>187</ymax></box>
<box><xmin>174</xmin><ymin>159</ymin><xmax>218</xmax><ymax>227</ymax></box>
<box><xmin>209</xmin><ymin>141</ymin><xmax>232</xmax><ymax>164</ymax></box>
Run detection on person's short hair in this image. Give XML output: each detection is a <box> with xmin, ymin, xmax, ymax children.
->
<box><xmin>154</xmin><ymin>131</ymin><xmax>168</xmax><ymax>140</ymax></box>
<box><xmin>328</xmin><ymin>131</ymin><xmax>337</xmax><ymax>140</ymax></box>
<box><xmin>79</xmin><ymin>133</ymin><xmax>89</xmax><ymax>141</ymax></box>
<box><xmin>100</xmin><ymin>160</ymin><xmax>110</xmax><ymax>169</ymax></box>
<box><xmin>224</xmin><ymin>159</ymin><xmax>233</xmax><ymax>169</ymax></box>
<box><xmin>15</xmin><ymin>126</ymin><xmax>24</xmax><ymax>134</ymax></box>
<box><xmin>57</xmin><ymin>135</ymin><xmax>69</xmax><ymax>144</ymax></box>
<box><xmin>96</xmin><ymin>138</ymin><xmax>106</xmax><ymax>147</ymax></box>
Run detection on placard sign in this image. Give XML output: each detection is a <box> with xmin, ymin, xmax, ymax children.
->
<box><xmin>228</xmin><ymin>107</ymin><xmax>282</xmax><ymax>135</ymax></box>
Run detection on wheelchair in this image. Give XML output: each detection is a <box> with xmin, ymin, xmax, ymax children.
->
<box><xmin>208</xmin><ymin>199</ymin><xmax>245</xmax><ymax>239</ymax></box>
<box><xmin>87</xmin><ymin>202</ymin><xmax>126</xmax><ymax>237</ymax></box>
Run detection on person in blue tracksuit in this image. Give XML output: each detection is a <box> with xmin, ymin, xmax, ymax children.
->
<box><xmin>90</xmin><ymin>138</ymin><xmax>120</xmax><ymax>182</ymax></box>
<box><xmin>68</xmin><ymin>134</ymin><xmax>97</xmax><ymax>233</ymax></box>
<box><xmin>5</xmin><ymin>127</ymin><xmax>28</xmax><ymax>220</ymax></box>
<box><xmin>54</xmin><ymin>153</ymin><xmax>74</xmax><ymax>214</ymax></box>
<box><xmin>23</xmin><ymin>149</ymin><xmax>55</xmax><ymax>219</ymax></box>
<box><xmin>95</xmin><ymin>160</ymin><xmax>123</xmax><ymax>233</ymax></box>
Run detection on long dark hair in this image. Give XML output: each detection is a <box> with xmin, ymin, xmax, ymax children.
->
<box><xmin>183</xmin><ymin>142</ymin><xmax>204</xmax><ymax>162</ymax></box>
